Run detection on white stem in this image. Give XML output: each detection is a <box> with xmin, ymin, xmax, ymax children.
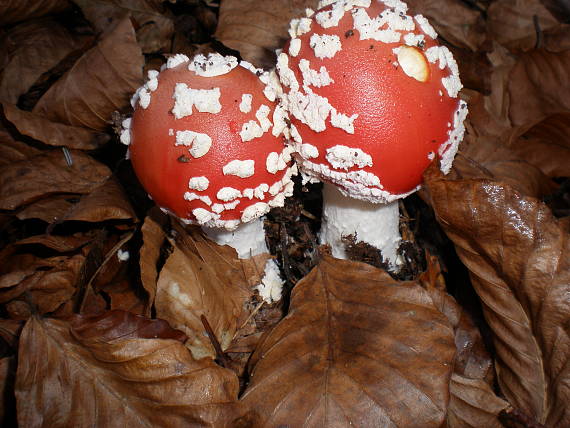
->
<box><xmin>202</xmin><ymin>216</ymin><xmax>284</xmax><ymax>302</ymax></box>
<box><xmin>319</xmin><ymin>183</ymin><xmax>402</xmax><ymax>270</ymax></box>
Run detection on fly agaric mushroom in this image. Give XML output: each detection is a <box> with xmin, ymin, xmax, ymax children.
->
<box><xmin>278</xmin><ymin>0</ymin><xmax>468</xmax><ymax>269</ymax></box>
<box><xmin>121</xmin><ymin>52</ymin><xmax>295</xmax><ymax>302</ymax></box>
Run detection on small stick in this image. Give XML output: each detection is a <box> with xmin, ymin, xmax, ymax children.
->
<box><xmin>200</xmin><ymin>314</ymin><xmax>230</xmax><ymax>368</ymax></box>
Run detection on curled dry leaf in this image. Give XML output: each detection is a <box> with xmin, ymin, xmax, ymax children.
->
<box><xmin>15</xmin><ymin>195</ymin><xmax>75</xmax><ymax>222</ymax></box>
<box><xmin>424</xmin><ymin>164</ymin><xmax>570</xmax><ymax>427</ymax></box>
<box><xmin>239</xmin><ymin>256</ymin><xmax>455</xmax><ymax>427</ymax></box>
<box><xmin>508</xmin><ymin>48</ymin><xmax>570</xmax><ymax>128</ymax></box>
<box><xmin>487</xmin><ymin>0</ymin><xmax>559</xmax><ymax>52</ymax></box>
<box><xmin>15</xmin><ymin>314</ymin><xmax>239</xmax><ymax>427</ymax></box>
<box><xmin>406</xmin><ymin>0</ymin><xmax>487</xmax><ymax>51</ymax></box>
<box><xmin>215</xmin><ymin>0</ymin><xmax>319</xmax><ymax>68</ymax></box>
<box><xmin>0</xmin><ymin>19</ymin><xmax>83</xmax><ymax>104</ymax></box>
<box><xmin>2</xmin><ymin>103</ymin><xmax>110</xmax><ymax>150</ymax></box>
<box><xmin>447</xmin><ymin>374</ymin><xmax>509</xmax><ymax>428</ymax></box>
<box><xmin>0</xmin><ymin>149</ymin><xmax>111</xmax><ymax>211</ymax></box>
<box><xmin>72</xmin><ymin>0</ymin><xmax>174</xmax><ymax>53</ymax></box>
<box><xmin>0</xmin><ymin>0</ymin><xmax>70</xmax><ymax>26</ymax></box>
<box><xmin>32</xmin><ymin>17</ymin><xmax>144</xmax><ymax>131</ymax></box>
<box><xmin>0</xmin><ymin>125</ymin><xmax>41</xmax><ymax>166</ymax></box>
<box><xmin>155</xmin><ymin>228</ymin><xmax>254</xmax><ymax>360</ymax></box>
<box><xmin>14</xmin><ymin>233</ymin><xmax>93</xmax><ymax>253</ymax></box>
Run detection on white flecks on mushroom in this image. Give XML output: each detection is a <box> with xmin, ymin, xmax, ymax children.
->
<box><xmin>414</xmin><ymin>14</ymin><xmax>438</xmax><ymax>39</ymax></box>
<box><xmin>289</xmin><ymin>38</ymin><xmax>302</xmax><ymax>57</ymax></box>
<box><xmin>300</xmin><ymin>143</ymin><xmax>319</xmax><ymax>159</ymax></box>
<box><xmin>243</xmin><ymin>188</ymin><xmax>254</xmax><ymax>199</ymax></box>
<box><xmin>212</xmin><ymin>203</ymin><xmax>225</xmax><ymax>214</ymax></box>
<box><xmin>287</xmin><ymin>88</ymin><xmax>333</xmax><ymax>133</ymax></box>
<box><xmin>188</xmin><ymin>176</ymin><xmax>210</xmax><ymax>191</ymax></box>
<box><xmin>261</xmin><ymin>69</ymin><xmax>284</xmax><ymax>103</ymax></box>
<box><xmin>272</xmin><ymin>105</ymin><xmax>289</xmax><ymax>138</ymax></box>
<box><xmin>175</xmin><ymin>130</ymin><xmax>212</xmax><ymax>158</ymax></box>
<box><xmin>290</xmin><ymin>123</ymin><xmax>303</xmax><ymax>143</ymax></box>
<box><xmin>240</xmin><ymin>60</ymin><xmax>264</xmax><ymax>76</ymax></box>
<box><xmin>269</xmin><ymin>181</ymin><xmax>282</xmax><ymax>196</ymax></box>
<box><xmin>288</xmin><ymin>17</ymin><xmax>312</xmax><ymax>38</ymax></box>
<box><xmin>239</xmin><ymin>94</ymin><xmax>253</xmax><ymax>113</ymax></box>
<box><xmin>276</xmin><ymin>53</ymin><xmax>300</xmax><ymax>91</ymax></box>
<box><xmin>306</xmin><ymin>7</ymin><xmax>315</xmax><ymax>17</ymax></box>
<box><xmin>255</xmin><ymin>105</ymin><xmax>272</xmax><ymax>132</ymax></box>
<box><xmin>217</xmin><ymin>187</ymin><xmax>242</xmax><ymax>202</ymax></box>
<box><xmin>241</xmin><ymin>202</ymin><xmax>270</xmax><ymax>223</ymax></box>
<box><xmin>315</xmin><ymin>0</ymin><xmax>371</xmax><ymax>28</ymax></box>
<box><xmin>192</xmin><ymin>207</ymin><xmax>213</xmax><ymax>224</ymax></box>
<box><xmin>299</xmin><ymin>59</ymin><xmax>334</xmax><ymax>88</ymax></box>
<box><xmin>138</xmin><ymin>88</ymin><xmax>151</xmax><ymax>109</ymax></box>
<box><xmin>223</xmin><ymin>159</ymin><xmax>255</xmax><ymax>178</ymax></box>
<box><xmin>184</xmin><ymin>192</ymin><xmax>212</xmax><ymax>206</ymax></box>
<box><xmin>427</xmin><ymin>151</ymin><xmax>436</xmax><ymax>161</ymax></box>
<box><xmin>172</xmin><ymin>84</ymin><xmax>221</xmax><ymax>119</ymax></box>
<box><xmin>240</xmin><ymin>120</ymin><xmax>264</xmax><ymax>142</ymax></box>
<box><xmin>146</xmin><ymin>70</ymin><xmax>159</xmax><ymax>91</ymax></box>
<box><xmin>266</xmin><ymin>152</ymin><xmax>280</xmax><ymax>174</ymax></box>
<box><xmin>224</xmin><ymin>200</ymin><xmax>240</xmax><ymax>211</ymax></box>
<box><xmin>254</xmin><ymin>183</ymin><xmax>269</xmax><ymax>200</ymax></box>
<box><xmin>395</xmin><ymin>45</ymin><xmax>429</xmax><ymax>82</ymax></box>
<box><xmin>352</xmin><ymin>6</ymin><xmax>413</xmax><ymax>43</ymax></box>
<box><xmin>382</xmin><ymin>0</ymin><xmax>409</xmax><ymax>10</ymax></box>
<box><xmin>166</xmin><ymin>54</ymin><xmax>190</xmax><ymax>69</ymax></box>
<box><xmin>403</xmin><ymin>32</ymin><xmax>425</xmax><ymax>47</ymax></box>
<box><xmin>168</xmin><ymin>129</ymin><xmax>174</xmax><ymax>136</ymax></box>
<box><xmin>120</xmin><ymin>118</ymin><xmax>131</xmax><ymax>145</ymax></box>
<box><xmin>326</xmin><ymin>145</ymin><xmax>373</xmax><ymax>170</ymax></box>
<box><xmin>268</xmin><ymin>192</ymin><xmax>286</xmax><ymax>208</ymax></box>
<box><xmin>439</xmin><ymin>100</ymin><xmax>468</xmax><ymax>173</ymax></box>
<box><xmin>188</xmin><ymin>53</ymin><xmax>238</xmax><ymax>77</ymax></box>
<box><xmin>309</xmin><ymin>33</ymin><xmax>342</xmax><ymax>59</ymax></box>
<box><xmin>330</xmin><ymin>108</ymin><xmax>358</xmax><ymax>134</ymax></box>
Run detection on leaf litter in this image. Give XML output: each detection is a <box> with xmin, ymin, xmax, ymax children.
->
<box><xmin>0</xmin><ymin>0</ymin><xmax>568</xmax><ymax>427</ymax></box>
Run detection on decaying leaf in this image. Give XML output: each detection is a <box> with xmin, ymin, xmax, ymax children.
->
<box><xmin>155</xmin><ymin>228</ymin><xmax>254</xmax><ymax>360</ymax></box>
<box><xmin>0</xmin><ymin>149</ymin><xmax>111</xmax><ymax>211</ymax></box>
<box><xmin>238</xmin><ymin>256</ymin><xmax>455</xmax><ymax>427</ymax></box>
<box><xmin>15</xmin><ymin>195</ymin><xmax>76</xmax><ymax>223</ymax></box>
<box><xmin>72</xmin><ymin>0</ymin><xmax>174</xmax><ymax>53</ymax></box>
<box><xmin>0</xmin><ymin>125</ymin><xmax>42</xmax><ymax>166</ymax></box>
<box><xmin>424</xmin><ymin>165</ymin><xmax>570</xmax><ymax>427</ymax></box>
<box><xmin>0</xmin><ymin>19</ymin><xmax>83</xmax><ymax>103</ymax></box>
<box><xmin>15</xmin><ymin>313</ymin><xmax>239</xmax><ymax>427</ymax></box>
<box><xmin>0</xmin><ymin>0</ymin><xmax>70</xmax><ymax>27</ymax></box>
<box><xmin>215</xmin><ymin>0</ymin><xmax>319</xmax><ymax>68</ymax></box>
<box><xmin>32</xmin><ymin>17</ymin><xmax>144</xmax><ymax>131</ymax></box>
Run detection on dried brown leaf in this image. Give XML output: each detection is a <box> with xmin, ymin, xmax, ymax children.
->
<box><xmin>72</xmin><ymin>0</ymin><xmax>174</xmax><ymax>53</ymax></box>
<box><xmin>14</xmin><ymin>233</ymin><xmax>92</xmax><ymax>252</ymax></box>
<box><xmin>2</xmin><ymin>103</ymin><xmax>110</xmax><ymax>150</ymax></box>
<box><xmin>15</xmin><ymin>314</ymin><xmax>238</xmax><ymax>427</ymax></box>
<box><xmin>508</xmin><ymin>48</ymin><xmax>570</xmax><ymax>128</ymax></box>
<box><xmin>424</xmin><ymin>165</ymin><xmax>570</xmax><ymax>427</ymax></box>
<box><xmin>0</xmin><ymin>0</ymin><xmax>70</xmax><ymax>26</ymax></box>
<box><xmin>0</xmin><ymin>126</ymin><xmax>42</xmax><ymax>167</ymax></box>
<box><xmin>487</xmin><ymin>0</ymin><xmax>559</xmax><ymax>52</ymax></box>
<box><xmin>0</xmin><ymin>19</ymin><xmax>82</xmax><ymax>103</ymax></box>
<box><xmin>447</xmin><ymin>374</ymin><xmax>509</xmax><ymax>428</ymax></box>
<box><xmin>215</xmin><ymin>0</ymin><xmax>319</xmax><ymax>68</ymax></box>
<box><xmin>155</xmin><ymin>229</ymin><xmax>253</xmax><ymax>359</ymax></box>
<box><xmin>239</xmin><ymin>256</ymin><xmax>456</xmax><ymax>427</ymax></box>
<box><xmin>15</xmin><ymin>195</ymin><xmax>75</xmax><ymax>222</ymax></box>
<box><xmin>406</xmin><ymin>0</ymin><xmax>487</xmax><ymax>51</ymax></box>
<box><xmin>32</xmin><ymin>17</ymin><xmax>143</xmax><ymax>131</ymax></box>
<box><xmin>0</xmin><ymin>149</ymin><xmax>111</xmax><ymax>211</ymax></box>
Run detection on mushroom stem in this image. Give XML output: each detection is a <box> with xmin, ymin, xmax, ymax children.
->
<box><xmin>202</xmin><ymin>217</ymin><xmax>284</xmax><ymax>302</ymax></box>
<box><xmin>319</xmin><ymin>183</ymin><xmax>402</xmax><ymax>270</ymax></box>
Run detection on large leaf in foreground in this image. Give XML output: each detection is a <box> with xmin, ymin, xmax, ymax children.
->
<box><xmin>424</xmin><ymin>165</ymin><xmax>570</xmax><ymax>427</ymax></box>
<box><xmin>15</xmin><ymin>312</ymin><xmax>238</xmax><ymax>427</ymax></box>
<box><xmin>239</xmin><ymin>256</ymin><xmax>455</xmax><ymax>427</ymax></box>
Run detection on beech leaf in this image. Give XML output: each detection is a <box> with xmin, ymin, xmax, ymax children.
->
<box><xmin>32</xmin><ymin>17</ymin><xmax>143</xmax><ymax>131</ymax></box>
<box><xmin>0</xmin><ymin>0</ymin><xmax>70</xmax><ymax>27</ymax></box>
<box><xmin>15</xmin><ymin>314</ymin><xmax>239</xmax><ymax>427</ymax></box>
<box><xmin>239</xmin><ymin>256</ymin><xmax>456</xmax><ymax>427</ymax></box>
<box><xmin>424</xmin><ymin>165</ymin><xmax>570</xmax><ymax>426</ymax></box>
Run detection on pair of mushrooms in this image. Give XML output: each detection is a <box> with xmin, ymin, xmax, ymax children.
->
<box><xmin>121</xmin><ymin>0</ymin><xmax>468</xmax><ymax>302</ymax></box>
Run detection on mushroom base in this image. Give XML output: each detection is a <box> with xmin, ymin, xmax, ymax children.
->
<box><xmin>319</xmin><ymin>183</ymin><xmax>403</xmax><ymax>270</ymax></box>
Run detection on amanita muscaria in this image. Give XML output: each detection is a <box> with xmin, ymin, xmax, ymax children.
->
<box><xmin>278</xmin><ymin>0</ymin><xmax>468</xmax><ymax>269</ymax></box>
<box><xmin>120</xmin><ymin>52</ymin><xmax>296</xmax><ymax>302</ymax></box>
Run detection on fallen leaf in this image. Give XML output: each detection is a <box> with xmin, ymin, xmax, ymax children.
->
<box><xmin>424</xmin><ymin>164</ymin><xmax>570</xmax><ymax>427</ymax></box>
<box><xmin>0</xmin><ymin>149</ymin><xmax>111</xmax><ymax>211</ymax></box>
<box><xmin>215</xmin><ymin>0</ymin><xmax>319</xmax><ymax>68</ymax></box>
<box><xmin>447</xmin><ymin>374</ymin><xmax>509</xmax><ymax>428</ymax></box>
<box><xmin>15</xmin><ymin>195</ymin><xmax>76</xmax><ymax>222</ymax></box>
<box><xmin>0</xmin><ymin>0</ymin><xmax>70</xmax><ymax>26</ymax></box>
<box><xmin>15</xmin><ymin>314</ymin><xmax>238</xmax><ymax>427</ymax></box>
<box><xmin>0</xmin><ymin>19</ymin><xmax>83</xmax><ymax>103</ymax></box>
<box><xmin>0</xmin><ymin>125</ymin><xmax>42</xmax><ymax>166</ymax></box>
<box><xmin>32</xmin><ymin>17</ymin><xmax>143</xmax><ymax>131</ymax></box>
<box><xmin>155</xmin><ymin>228</ymin><xmax>253</xmax><ymax>359</ymax></box>
<box><xmin>14</xmin><ymin>233</ymin><xmax>92</xmax><ymax>252</ymax></box>
<box><xmin>239</xmin><ymin>256</ymin><xmax>456</xmax><ymax>427</ymax></box>
<box><xmin>2</xmin><ymin>103</ymin><xmax>110</xmax><ymax>150</ymax></box>
<box><xmin>0</xmin><ymin>319</ymin><xmax>24</xmax><ymax>350</ymax></box>
<box><xmin>540</xmin><ymin>0</ymin><xmax>570</xmax><ymax>22</ymax></box>
<box><xmin>72</xmin><ymin>0</ymin><xmax>174</xmax><ymax>53</ymax></box>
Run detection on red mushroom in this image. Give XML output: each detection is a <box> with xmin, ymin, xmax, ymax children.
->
<box><xmin>278</xmin><ymin>0</ymin><xmax>468</xmax><ymax>269</ymax></box>
<box><xmin>121</xmin><ymin>52</ymin><xmax>295</xmax><ymax>301</ymax></box>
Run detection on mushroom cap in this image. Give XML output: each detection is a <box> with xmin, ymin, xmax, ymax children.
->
<box><xmin>281</xmin><ymin>0</ymin><xmax>468</xmax><ymax>203</ymax></box>
<box><xmin>124</xmin><ymin>53</ymin><xmax>295</xmax><ymax>230</ymax></box>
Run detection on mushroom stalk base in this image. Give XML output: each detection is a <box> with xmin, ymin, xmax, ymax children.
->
<box><xmin>202</xmin><ymin>217</ymin><xmax>284</xmax><ymax>302</ymax></box>
<box><xmin>319</xmin><ymin>183</ymin><xmax>402</xmax><ymax>270</ymax></box>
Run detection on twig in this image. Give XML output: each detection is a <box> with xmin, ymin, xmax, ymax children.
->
<box><xmin>200</xmin><ymin>315</ymin><xmax>230</xmax><ymax>368</ymax></box>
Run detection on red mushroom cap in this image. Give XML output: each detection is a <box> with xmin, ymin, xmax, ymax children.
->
<box><xmin>122</xmin><ymin>53</ymin><xmax>296</xmax><ymax>230</ymax></box>
<box><xmin>280</xmin><ymin>0</ymin><xmax>468</xmax><ymax>203</ymax></box>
